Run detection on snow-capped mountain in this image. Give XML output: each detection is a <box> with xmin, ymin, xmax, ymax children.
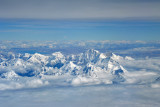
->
<box><xmin>28</xmin><ymin>53</ymin><xmax>49</xmax><ymax>65</ymax></box>
<box><xmin>0</xmin><ymin>49</ymin><xmax>129</xmax><ymax>84</ymax></box>
<box><xmin>1</xmin><ymin>49</ymin><xmax>158</xmax><ymax>88</ymax></box>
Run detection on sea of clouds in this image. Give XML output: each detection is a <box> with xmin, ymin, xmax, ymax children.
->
<box><xmin>0</xmin><ymin>40</ymin><xmax>160</xmax><ymax>107</ymax></box>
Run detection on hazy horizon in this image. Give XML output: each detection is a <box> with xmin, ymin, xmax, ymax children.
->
<box><xmin>0</xmin><ymin>0</ymin><xmax>160</xmax><ymax>41</ymax></box>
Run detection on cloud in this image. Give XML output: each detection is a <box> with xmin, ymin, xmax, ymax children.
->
<box><xmin>0</xmin><ymin>0</ymin><xmax>160</xmax><ymax>20</ymax></box>
<box><xmin>118</xmin><ymin>57</ymin><xmax>160</xmax><ymax>72</ymax></box>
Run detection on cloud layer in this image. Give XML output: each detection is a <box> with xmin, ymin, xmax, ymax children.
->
<box><xmin>0</xmin><ymin>0</ymin><xmax>160</xmax><ymax>20</ymax></box>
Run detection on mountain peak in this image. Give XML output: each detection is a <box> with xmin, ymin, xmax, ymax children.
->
<box><xmin>28</xmin><ymin>53</ymin><xmax>49</xmax><ymax>64</ymax></box>
<box><xmin>85</xmin><ymin>49</ymin><xmax>100</xmax><ymax>54</ymax></box>
<box><xmin>52</xmin><ymin>52</ymin><xmax>64</xmax><ymax>59</ymax></box>
<box><xmin>125</xmin><ymin>56</ymin><xmax>135</xmax><ymax>60</ymax></box>
<box><xmin>110</xmin><ymin>53</ymin><xmax>123</xmax><ymax>61</ymax></box>
<box><xmin>99</xmin><ymin>53</ymin><xmax>107</xmax><ymax>59</ymax></box>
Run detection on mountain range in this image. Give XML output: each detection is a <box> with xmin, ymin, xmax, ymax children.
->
<box><xmin>0</xmin><ymin>49</ymin><xmax>159</xmax><ymax>88</ymax></box>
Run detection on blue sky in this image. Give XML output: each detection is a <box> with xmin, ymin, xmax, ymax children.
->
<box><xmin>0</xmin><ymin>0</ymin><xmax>160</xmax><ymax>41</ymax></box>
<box><xmin>0</xmin><ymin>19</ymin><xmax>160</xmax><ymax>41</ymax></box>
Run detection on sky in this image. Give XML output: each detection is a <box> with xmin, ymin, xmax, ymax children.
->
<box><xmin>0</xmin><ymin>0</ymin><xmax>160</xmax><ymax>41</ymax></box>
